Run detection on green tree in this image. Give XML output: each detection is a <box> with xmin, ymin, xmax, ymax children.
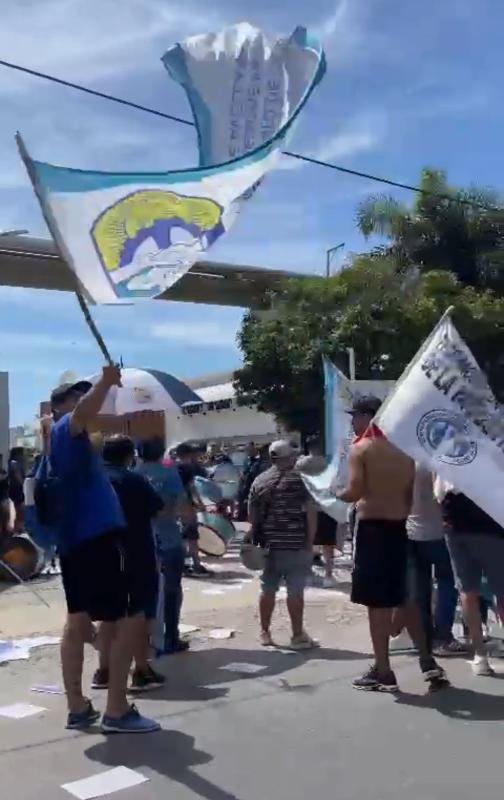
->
<box><xmin>235</xmin><ymin>258</ymin><xmax>504</xmax><ymax>436</ymax></box>
<box><xmin>356</xmin><ymin>169</ymin><xmax>504</xmax><ymax>290</ymax></box>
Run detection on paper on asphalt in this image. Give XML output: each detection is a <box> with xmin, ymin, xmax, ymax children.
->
<box><xmin>0</xmin><ymin>703</ymin><xmax>47</xmax><ymax>719</ymax></box>
<box><xmin>220</xmin><ymin>662</ymin><xmax>267</xmax><ymax>674</ymax></box>
<box><xmin>209</xmin><ymin>628</ymin><xmax>235</xmax><ymax>639</ymax></box>
<box><xmin>179</xmin><ymin>623</ymin><xmax>200</xmax><ymax>635</ymax></box>
<box><xmin>62</xmin><ymin>767</ymin><xmax>148</xmax><ymax>799</ymax></box>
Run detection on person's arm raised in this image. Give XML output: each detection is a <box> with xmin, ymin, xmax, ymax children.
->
<box><xmin>336</xmin><ymin>445</ymin><xmax>365</xmax><ymax>503</ymax></box>
<box><xmin>70</xmin><ymin>365</ymin><xmax>121</xmax><ymax>436</ymax></box>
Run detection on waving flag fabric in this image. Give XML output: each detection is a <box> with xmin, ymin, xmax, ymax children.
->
<box><xmin>301</xmin><ymin>359</ymin><xmax>393</xmax><ymax>522</ymax></box>
<box><xmin>18</xmin><ymin>23</ymin><xmax>325</xmax><ymax>303</ymax></box>
<box><xmin>376</xmin><ymin>314</ymin><xmax>504</xmax><ymax>526</ymax></box>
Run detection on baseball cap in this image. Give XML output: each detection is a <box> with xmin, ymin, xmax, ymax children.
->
<box><xmin>347</xmin><ymin>395</ymin><xmax>382</xmax><ymax>416</ymax></box>
<box><xmin>50</xmin><ymin>380</ymin><xmax>93</xmax><ymax>406</ymax></box>
<box><xmin>269</xmin><ymin>439</ymin><xmax>297</xmax><ymax>459</ymax></box>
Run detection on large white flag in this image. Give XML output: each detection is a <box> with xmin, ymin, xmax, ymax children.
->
<box><xmin>17</xmin><ymin>23</ymin><xmax>325</xmax><ymax>303</ymax></box>
<box><xmin>301</xmin><ymin>359</ymin><xmax>393</xmax><ymax>522</ymax></box>
<box><xmin>376</xmin><ymin>313</ymin><xmax>504</xmax><ymax>526</ymax></box>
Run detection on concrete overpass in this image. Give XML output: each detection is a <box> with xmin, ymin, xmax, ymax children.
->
<box><xmin>0</xmin><ymin>234</ymin><xmax>315</xmax><ymax>308</ymax></box>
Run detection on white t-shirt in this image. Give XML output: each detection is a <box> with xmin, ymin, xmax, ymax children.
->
<box><xmin>407</xmin><ymin>464</ymin><xmax>444</xmax><ymax>541</ymax></box>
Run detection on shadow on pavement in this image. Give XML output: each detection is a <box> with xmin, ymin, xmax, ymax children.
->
<box><xmin>86</xmin><ymin>730</ymin><xmax>242</xmax><ymax>800</ymax></box>
<box><xmin>395</xmin><ymin>683</ymin><xmax>504</xmax><ymax>721</ymax></box>
<box><xmin>139</xmin><ymin>645</ymin><xmax>370</xmax><ymax>703</ymax></box>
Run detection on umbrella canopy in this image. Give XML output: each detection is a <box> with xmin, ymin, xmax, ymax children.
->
<box><xmin>87</xmin><ymin>367</ymin><xmax>202</xmax><ymax>416</ymax></box>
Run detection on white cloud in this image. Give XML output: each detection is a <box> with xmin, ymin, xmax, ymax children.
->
<box><xmin>314</xmin><ymin>0</ymin><xmax>350</xmax><ymax>39</ymax></box>
<box><xmin>311</xmin><ymin>130</ymin><xmax>378</xmax><ymax>162</ymax></box>
<box><xmin>0</xmin><ymin>0</ymin><xmax>224</xmax><ymax>89</ymax></box>
<box><xmin>279</xmin><ymin>109</ymin><xmax>387</xmax><ymax>171</ymax></box>
<box><xmin>150</xmin><ymin>321</ymin><xmax>238</xmax><ymax>348</ymax></box>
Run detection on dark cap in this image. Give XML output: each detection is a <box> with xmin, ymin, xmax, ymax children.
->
<box><xmin>347</xmin><ymin>395</ymin><xmax>382</xmax><ymax>416</ymax></box>
<box><xmin>176</xmin><ymin>442</ymin><xmax>195</xmax><ymax>458</ymax></box>
<box><xmin>50</xmin><ymin>380</ymin><xmax>92</xmax><ymax>406</ymax></box>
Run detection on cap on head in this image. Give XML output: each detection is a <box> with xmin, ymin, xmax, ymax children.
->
<box><xmin>347</xmin><ymin>395</ymin><xmax>382</xmax><ymax>417</ymax></box>
<box><xmin>50</xmin><ymin>380</ymin><xmax>92</xmax><ymax>407</ymax></box>
<box><xmin>269</xmin><ymin>439</ymin><xmax>297</xmax><ymax>460</ymax></box>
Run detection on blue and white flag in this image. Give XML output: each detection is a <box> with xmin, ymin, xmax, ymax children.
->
<box><xmin>376</xmin><ymin>314</ymin><xmax>504</xmax><ymax>526</ymax></box>
<box><xmin>301</xmin><ymin>358</ymin><xmax>393</xmax><ymax>522</ymax></box>
<box><xmin>17</xmin><ymin>23</ymin><xmax>325</xmax><ymax>303</ymax></box>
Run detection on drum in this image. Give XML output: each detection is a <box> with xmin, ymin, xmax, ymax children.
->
<box><xmin>193</xmin><ymin>476</ymin><xmax>223</xmax><ymax>505</ymax></box>
<box><xmin>197</xmin><ymin>511</ymin><xmax>236</xmax><ymax>557</ymax></box>
<box><xmin>210</xmin><ymin>462</ymin><xmax>240</xmax><ymax>501</ymax></box>
<box><xmin>0</xmin><ymin>534</ymin><xmax>45</xmax><ymax>582</ymax></box>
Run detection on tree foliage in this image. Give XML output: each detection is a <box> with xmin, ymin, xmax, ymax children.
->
<box><xmin>356</xmin><ymin>169</ymin><xmax>504</xmax><ymax>290</ymax></box>
<box><xmin>235</xmin><ymin>257</ymin><xmax>504</xmax><ymax>436</ymax></box>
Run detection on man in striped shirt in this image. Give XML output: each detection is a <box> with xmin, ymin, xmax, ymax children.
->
<box><xmin>248</xmin><ymin>440</ymin><xmax>318</xmax><ymax>650</ymax></box>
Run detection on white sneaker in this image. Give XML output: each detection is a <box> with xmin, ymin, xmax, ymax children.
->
<box><xmin>389</xmin><ymin>631</ymin><xmax>416</xmax><ymax>652</ymax></box>
<box><xmin>471</xmin><ymin>655</ymin><xmax>495</xmax><ymax>676</ymax></box>
<box><xmin>322</xmin><ymin>575</ymin><xmax>337</xmax><ymax>588</ymax></box>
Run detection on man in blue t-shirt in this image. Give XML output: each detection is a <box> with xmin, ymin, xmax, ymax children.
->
<box><xmin>50</xmin><ymin>367</ymin><xmax>159</xmax><ymax>734</ymax></box>
<box><xmin>137</xmin><ymin>437</ymin><xmax>188</xmax><ymax>654</ymax></box>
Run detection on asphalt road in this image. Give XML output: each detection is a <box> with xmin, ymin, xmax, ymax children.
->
<box><xmin>1</xmin><ymin>545</ymin><xmax>504</xmax><ymax>799</ymax></box>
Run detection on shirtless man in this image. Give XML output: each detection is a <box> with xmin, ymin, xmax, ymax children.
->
<box><xmin>337</xmin><ymin>396</ymin><xmax>447</xmax><ymax>692</ymax></box>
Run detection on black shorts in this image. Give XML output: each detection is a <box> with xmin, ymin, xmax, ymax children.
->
<box><xmin>60</xmin><ymin>531</ymin><xmax>128</xmax><ymax>621</ymax></box>
<box><xmin>314</xmin><ymin>512</ymin><xmax>337</xmax><ymax>546</ymax></box>
<box><xmin>122</xmin><ymin>538</ymin><xmax>159</xmax><ymax>620</ymax></box>
<box><xmin>183</xmin><ymin>521</ymin><xmax>199</xmax><ymax>542</ymax></box>
<box><xmin>351</xmin><ymin>519</ymin><xmax>408</xmax><ymax>608</ymax></box>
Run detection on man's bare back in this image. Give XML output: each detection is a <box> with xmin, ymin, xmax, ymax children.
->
<box><xmin>339</xmin><ymin>437</ymin><xmax>414</xmax><ymax>521</ymax></box>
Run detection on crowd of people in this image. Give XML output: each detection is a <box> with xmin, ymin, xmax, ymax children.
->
<box><xmin>4</xmin><ymin>366</ymin><xmax>503</xmax><ymax>733</ymax></box>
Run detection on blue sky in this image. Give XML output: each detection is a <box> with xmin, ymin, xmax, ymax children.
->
<box><xmin>0</xmin><ymin>0</ymin><xmax>502</xmax><ymax>424</ymax></box>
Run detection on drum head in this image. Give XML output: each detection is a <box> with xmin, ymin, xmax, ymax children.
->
<box><xmin>0</xmin><ymin>535</ymin><xmax>41</xmax><ymax>582</ymax></box>
<box><xmin>210</xmin><ymin>462</ymin><xmax>240</xmax><ymax>500</ymax></box>
<box><xmin>197</xmin><ymin>512</ymin><xmax>235</xmax><ymax>557</ymax></box>
<box><xmin>198</xmin><ymin>523</ymin><xmax>226</xmax><ymax>557</ymax></box>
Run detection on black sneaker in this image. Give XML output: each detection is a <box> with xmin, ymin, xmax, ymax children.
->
<box><xmin>192</xmin><ymin>564</ymin><xmax>212</xmax><ymax>576</ymax></box>
<box><xmin>66</xmin><ymin>700</ymin><xmax>100</xmax><ymax>730</ymax></box>
<box><xmin>353</xmin><ymin>665</ymin><xmax>398</xmax><ymax>693</ymax></box>
<box><xmin>130</xmin><ymin>666</ymin><xmax>166</xmax><ymax>693</ymax></box>
<box><xmin>420</xmin><ymin>657</ymin><xmax>449</xmax><ymax>684</ymax></box>
<box><xmin>91</xmin><ymin>668</ymin><xmax>109</xmax><ymax>690</ymax></box>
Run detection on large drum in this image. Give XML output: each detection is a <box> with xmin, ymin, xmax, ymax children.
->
<box><xmin>193</xmin><ymin>476</ymin><xmax>223</xmax><ymax>505</ymax></box>
<box><xmin>0</xmin><ymin>534</ymin><xmax>45</xmax><ymax>582</ymax></box>
<box><xmin>197</xmin><ymin>511</ymin><xmax>235</xmax><ymax>557</ymax></box>
<box><xmin>209</xmin><ymin>462</ymin><xmax>240</xmax><ymax>501</ymax></box>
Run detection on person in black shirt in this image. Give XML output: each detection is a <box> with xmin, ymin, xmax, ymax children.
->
<box><xmin>92</xmin><ymin>435</ymin><xmax>165</xmax><ymax>693</ymax></box>
<box><xmin>441</xmin><ymin>488</ymin><xmax>504</xmax><ymax>677</ymax></box>
<box><xmin>8</xmin><ymin>447</ymin><xmax>26</xmax><ymax>531</ymax></box>
<box><xmin>176</xmin><ymin>443</ymin><xmax>211</xmax><ymax>576</ymax></box>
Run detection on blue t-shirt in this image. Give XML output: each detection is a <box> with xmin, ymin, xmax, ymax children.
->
<box><xmin>136</xmin><ymin>462</ymin><xmax>183</xmax><ymax>551</ymax></box>
<box><xmin>50</xmin><ymin>414</ymin><xmax>125</xmax><ymax>550</ymax></box>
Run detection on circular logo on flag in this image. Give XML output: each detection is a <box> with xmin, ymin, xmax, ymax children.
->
<box><xmin>417</xmin><ymin>409</ymin><xmax>478</xmax><ymax>466</ymax></box>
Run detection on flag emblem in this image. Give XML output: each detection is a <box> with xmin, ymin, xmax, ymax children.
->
<box><xmin>416</xmin><ymin>409</ymin><xmax>478</xmax><ymax>466</ymax></box>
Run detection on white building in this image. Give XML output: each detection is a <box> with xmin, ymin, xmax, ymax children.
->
<box><xmin>165</xmin><ymin>371</ymin><xmax>281</xmax><ymax>448</ymax></box>
<box><xmin>0</xmin><ymin>372</ymin><xmax>9</xmax><ymax>467</ymax></box>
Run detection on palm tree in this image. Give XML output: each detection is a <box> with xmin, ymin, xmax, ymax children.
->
<box><xmin>356</xmin><ymin>169</ymin><xmax>504</xmax><ymax>289</ymax></box>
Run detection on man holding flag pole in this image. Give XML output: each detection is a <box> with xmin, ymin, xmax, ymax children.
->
<box><xmin>336</xmin><ymin>397</ymin><xmax>447</xmax><ymax>692</ymax></box>
<box><xmin>376</xmin><ymin>307</ymin><xmax>504</xmax><ymax>678</ymax></box>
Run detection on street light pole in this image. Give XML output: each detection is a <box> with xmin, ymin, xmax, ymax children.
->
<box><xmin>325</xmin><ymin>242</ymin><xmax>345</xmax><ymax>277</ymax></box>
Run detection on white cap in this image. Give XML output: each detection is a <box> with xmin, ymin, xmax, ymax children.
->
<box><xmin>269</xmin><ymin>439</ymin><xmax>297</xmax><ymax>459</ymax></box>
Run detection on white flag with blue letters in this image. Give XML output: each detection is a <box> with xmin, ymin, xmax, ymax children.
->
<box><xmin>376</xmin><ymin>314</ymin><xmax>504</xmax><ymax>526</ymax></box>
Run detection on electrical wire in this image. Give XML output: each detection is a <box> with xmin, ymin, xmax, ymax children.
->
<box><xmin>0</xmin><ymin>57</ymin><xmax>501</xmax><ymax>211</ymax></box>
